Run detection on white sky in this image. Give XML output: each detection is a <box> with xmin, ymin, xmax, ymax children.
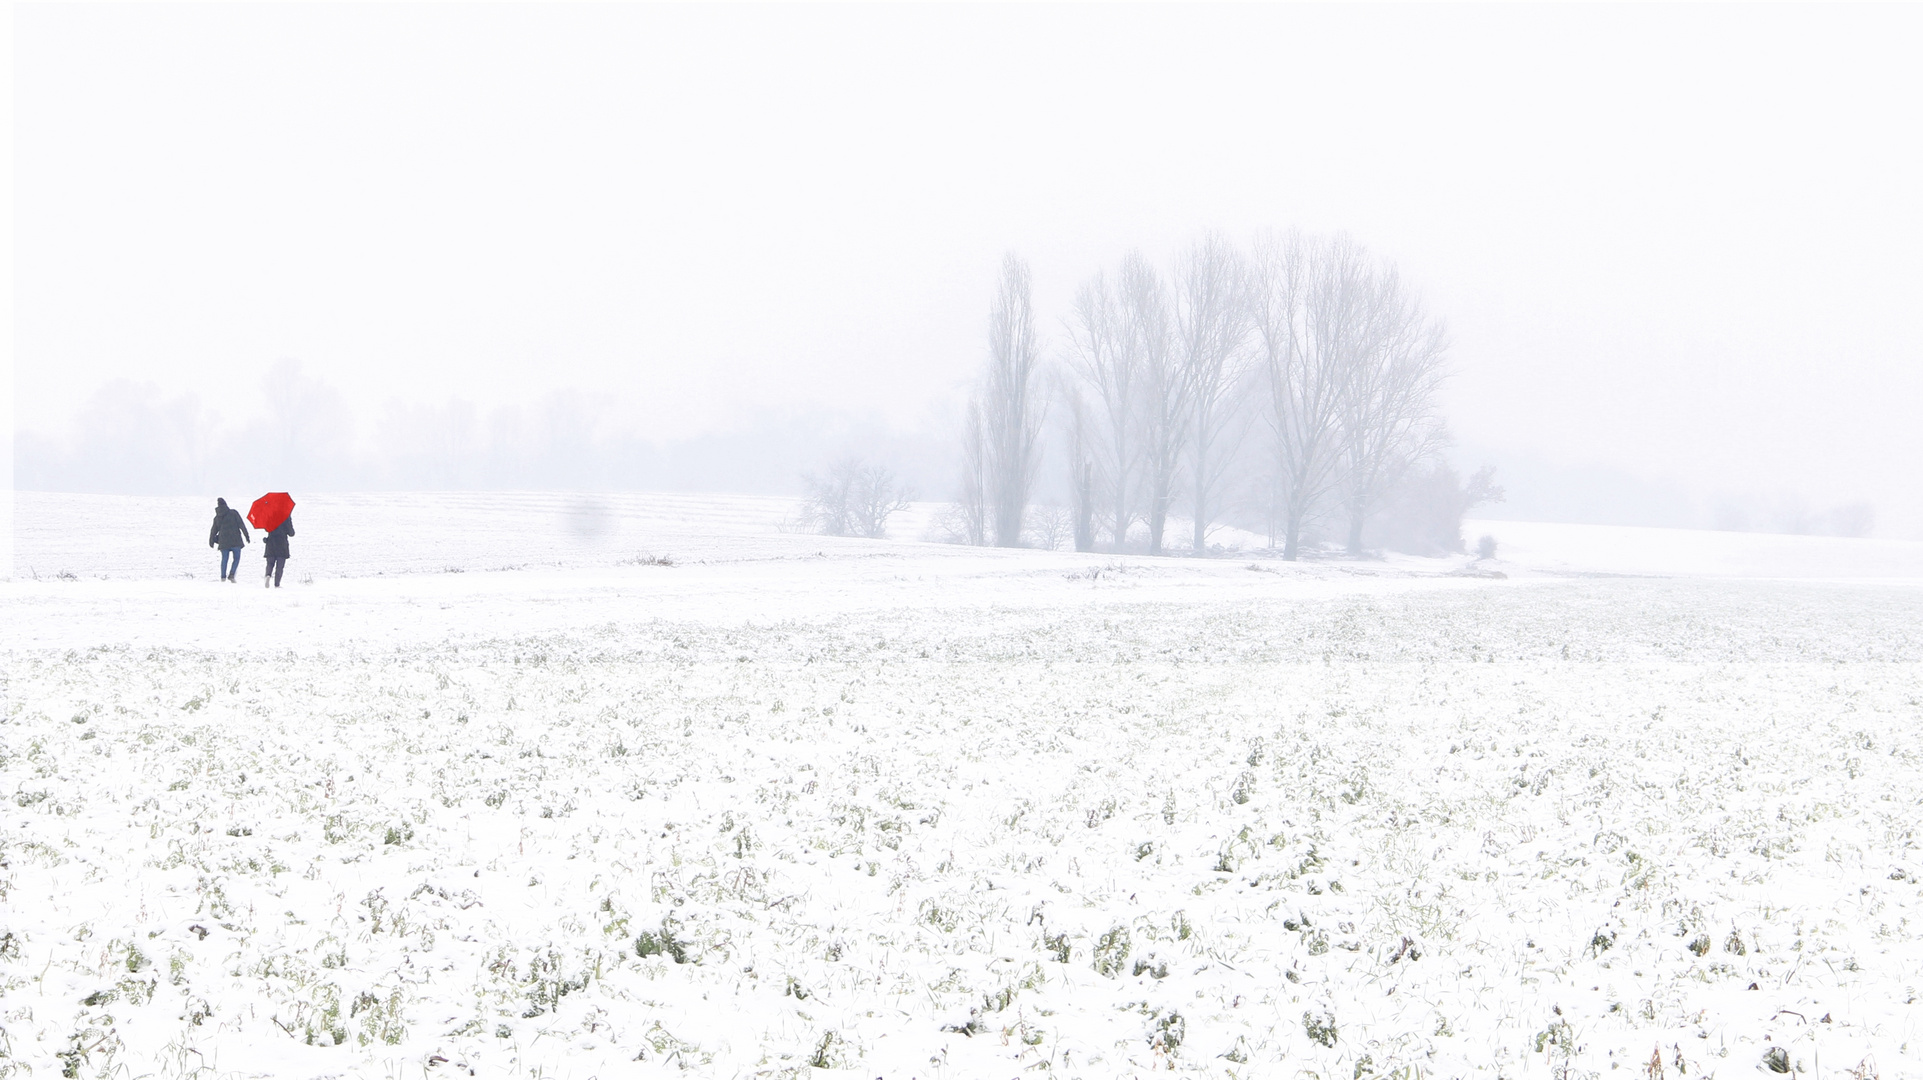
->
<box><xmin>13</xmin><ymin>5</ymin><xmax>1922</xmax><ymax>527</ymax></box>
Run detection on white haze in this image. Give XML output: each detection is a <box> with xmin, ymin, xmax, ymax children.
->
<box><xmin>11</xmin><ymin>5</ymin><xmax>1922</xmax><ymax>535</ymax></box>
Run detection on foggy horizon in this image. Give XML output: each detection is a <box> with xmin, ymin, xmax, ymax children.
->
<box><xmin>9</xmin><ymin>358</ymin><xmax>1890</xmax><ymax>542</ymax></box>
<box><xmin>12</xmin><ymin>5</ymin><xmax>1922</xmax><ymax>537</ymax></box>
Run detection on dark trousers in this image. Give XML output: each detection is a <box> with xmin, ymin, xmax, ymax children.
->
<box><xmin>220</xmin><ymin>548</ymin><xmax>242</xmax><ymax>579</ymax></box>
<box><xmin>265</xmin><ymin>555</ymin><xmax>286</xmax><ymax>586</ymax></box>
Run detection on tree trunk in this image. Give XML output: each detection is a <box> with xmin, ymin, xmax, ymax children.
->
<box><xmin>1347</xmin><ymin>503</ymin><xmax>1366</xmax><ymax>554</ymax></box>
<box><xmin>1147</xmin><ymin>480</ymin><xmax>1169</xmax><ymax>556</ymax></box>
<box><xmin>1282</xmin><ymin>508</ymin><xmax>1302</xmax><ymax>561</ymax></box>
<box><xmin>995</xmin><ymin>500</ymin><xmax>1024</xmax><ymax>548</ymax></box>
<box><xmin>1073</xmin><ymin>463</ymin><xmax>1096</xmax><ymax>553</ymax></box>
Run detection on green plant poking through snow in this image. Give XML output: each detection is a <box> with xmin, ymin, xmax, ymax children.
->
<box><xmin>1092</xmin><ymin>925</ymin><xmax>1131</xmax><ymax>978</ymax></box>
<box><xmin>352</xmin><ymin>987</ymin><xmax>407</xmax><ymax>1046</ymax></box>
<box><xmin>635</xmin><ymin>924</ymin><xmax>691</xmax><ymax>964</ymax></box>
<box><xmin>1304</xmin><ymin>1010</ymin><xmax>1338</xmax><ymax>1048</ymax></box>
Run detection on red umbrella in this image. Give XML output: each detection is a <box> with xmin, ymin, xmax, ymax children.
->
<box><xmin>247</xmin><ymin>492</ymin><xmax>296</xmax><ymax>532</ymax></box>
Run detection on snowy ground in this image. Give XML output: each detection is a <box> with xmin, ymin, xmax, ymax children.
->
<box><xmin>4</xmin><ymin>492</ymin><xmax>1923</xmax><ymax>1080</ymax></box>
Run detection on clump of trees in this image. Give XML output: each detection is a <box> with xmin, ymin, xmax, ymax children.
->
<box><xmin>955</xmin><ymin>231</ymin><xmax>1495</xmax><ymax>558</ymax></box>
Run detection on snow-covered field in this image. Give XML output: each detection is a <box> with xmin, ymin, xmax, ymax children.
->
<box><xmin>4</xmin><ymin>492</ymin><xmax>1923</xmax><ymax>1079</ymax></box>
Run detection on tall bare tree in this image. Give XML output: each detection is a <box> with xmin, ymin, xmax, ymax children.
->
<box><xmin>1251</xmin><ymin>231</ymin><xmax>1364</xmax><ymax>560</ymax></box>
<box><xmin>1337</xmin><ymin>263</ymin><xmax>1450</xmax><ymax>553</ymax></box>
<box><xmin>1120</xmin><ymin>252</ymin><xmax>1184</xmax><ymax>555</ymax></box>
<box><xmin>1063</xmin><ymin>270</ymin><xmax>1139</xmax><ymax>549</ymax></box>
<box><xmin>981</xmin><ymin>253</ymin><xmax>1045</xmax><ymax>547</ymax></box>
<box><xmin>1173</xmin><ymin>233</ymin><xmax>1253</xmax><ymax>555</ymax></box>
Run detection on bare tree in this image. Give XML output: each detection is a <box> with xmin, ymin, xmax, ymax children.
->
<box><xmin>1173</xmin><ymin>233</ymin><xmax>1253</xmax><ymax>555</ymax></box>
<box><xmin>954</xmin><ymin>399</ymin><xmax>990</xmax><ymax>545</ymax></box>
<box><xmin>1251</xmin><ymin>231</ymin><xmax>1363</xmax><ymax>560</ymax></box>
<box><xmin>1119</xmin><ymin>252</ymin><xmax>1184</xmax><ymax>555</ymax></box>
<box><xmin>849</xmin><ymin>463</ymin><xmax>915</xmax><ymax>539</ymax></box>
<box><xmin>1337</xmin><ymin>263</ymin><xmax>1450</xmax><ymax>553</ymax></box>
<box><xmin>980</xmin><ymin>254</ymin><xmax>1046</xmax><ymax>547</ymax></box>
<box><xmin>803</xmin><ymin>459</ymin><xmax>916</xmax><ymax>539</ymax></box>
<box><xmin>800</xmin><ymin>461</ymin><xmax>858</xmax><ymax>536</ymax></box>
<box><xmin>1024</xmin><ymin>504</ymin><xmax>1076</xmax><ymax>551</ymax></box>
<box><xmin>1063</xmin><ymin>269</ymin><xmax>1139</xmax><ymax>549</ymax></box>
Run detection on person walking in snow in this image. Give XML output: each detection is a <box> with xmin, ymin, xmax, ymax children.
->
<box><xmin>262</xmin><ymin>514</ymin><xmax>295</xmax><ymax>588</ymax></box>
<box><xmin>208</xmin><ymin>498</ymin><xmax>251</xmax><ymax>582</ymax></box>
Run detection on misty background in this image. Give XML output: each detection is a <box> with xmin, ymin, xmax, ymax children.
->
<box><xmin>11</xmin><ymin>5</ymin><xmax>1921</xmax><ymax>538</ymax></box>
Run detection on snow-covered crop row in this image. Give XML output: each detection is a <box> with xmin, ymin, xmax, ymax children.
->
<box><xmin>5</xmin><ymin>577</ymin><xmax>1922</xmax><ymax>1079</ymax></box>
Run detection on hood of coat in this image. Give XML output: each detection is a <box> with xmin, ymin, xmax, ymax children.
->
<box><xmin>216</xmin><ymin>498</ymin><xmax>229</xmax><ymax>511</ymax></box>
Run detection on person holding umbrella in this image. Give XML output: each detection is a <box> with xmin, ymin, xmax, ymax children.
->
<box><xmin>208</xmin><ymin>498</ymin><xmax>251</xmax><ymax>582</ymax></box>
<box><xmin>247</xmin><ymin>493</ymin><xmax>297</xmax><ymax>588</ymax></box>
<box><xmin>262</xmin><ymin>516</ymin><xmax>295</xmax><ymax>587</ymax></box>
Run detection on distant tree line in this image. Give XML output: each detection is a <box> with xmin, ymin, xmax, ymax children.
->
<box><xmin>947</xmin><ymin>233</ymin><xmax>1497</xmax><ymax>558</ymax></box>
<box><xmin>19</xmin><ymin>363</ymin><xmax>952</xmax><ymax>502</ymax></box>
<box><xmin>1711</xmin><ymin>495</ymin><xmax>1875</xmax><ymax>539</ymax></box>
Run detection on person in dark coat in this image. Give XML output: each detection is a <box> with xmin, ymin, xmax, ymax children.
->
<box><xmin>263</xmin><ymin>515</ymin><xmax>295</xmax><ymax>588</ymax></box>
<box><xmin>208</xmin><ymin>498</ymin><xmax>250</xmax><ymax>582</ymax></box>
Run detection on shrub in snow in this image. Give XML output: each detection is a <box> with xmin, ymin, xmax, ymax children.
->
<box><xmin>1367</xmin><ymin>463</ymin><xmax>1505</xmax><ymax>555</ymax></box>
<box><xmin>1023</xmin><ymin>504</ymin><xmax>1075</xmax><ymax>551</ymax></box>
